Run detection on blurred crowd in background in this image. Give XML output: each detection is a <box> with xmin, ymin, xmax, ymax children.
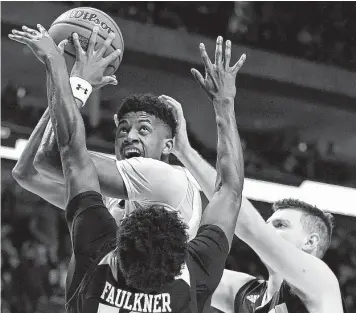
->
<box><xmin>2</xmin><ymin>2</ymin><xmax>356</xmax><ymax>313</ymax></box>
<box><xmin>73</xmin><ymin>1</ymin><xmax>356</xmax><ymax>70</ymax></box>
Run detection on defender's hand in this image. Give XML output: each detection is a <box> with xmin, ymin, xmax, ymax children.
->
<box><xmin>70</xmin><ymin>27</ymin><xmax>121</xmax><ymax>90</ymax></box>
<box><xmin>191</xmin><ymin>36</ymin><xmax>246</xmax><ymax>101</ymax></box>
<box><xmin>159</xmin><ymin>95</ymin><xmax>190</xmax><ymax>155</ymax></box>
<box><xmin>8</xmin><ymin>24</ymin><xmax>67</xmax><ymax>64</ymax></box>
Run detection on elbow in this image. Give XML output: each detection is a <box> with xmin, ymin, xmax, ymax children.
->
<box><xmin>33</xmin><ymin>150</ymin><xmax>47</xmax><ymax>173</ymax></box>
<box><xmin>12</xmin><ymin>167</ymin><xmax>29</xmax><ymax>187</ymax></box>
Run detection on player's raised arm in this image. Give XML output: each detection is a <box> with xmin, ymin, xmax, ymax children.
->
<box><xmin>192</xmin><ymin>37</ymin><xmax>245</xmax><ymax>248</ymax></box>
<box><xmin>10</xmin><ymin>31</ymin><xmax>72</xmax><ymax>209</ymax></box>
<box><xmin>29</xmin><ymin>27</ymin><xmax>130</xmax><ymax>200</ymax></box>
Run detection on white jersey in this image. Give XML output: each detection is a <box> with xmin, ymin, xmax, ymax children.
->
<box><xmin>102</xmin><ymin>157</ymin><xmax>202</xmax><ymax>239</ymax></box>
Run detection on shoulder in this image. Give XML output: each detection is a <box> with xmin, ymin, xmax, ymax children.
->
<box><xmin>117</xmin><ymin>158</ymin><xmax>185</xmax><ymax>179</ymax></box>
<box><xmin>117</xmin><ymin>157</ymin><xmax>175</xmax><ymax>169</ymax></box>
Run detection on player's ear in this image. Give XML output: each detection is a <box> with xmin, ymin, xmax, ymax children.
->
<box><xmin>114</xmin><ymin>114</ymin><xmax>119</xmax><ymax>127</ymax></box>
<box><xmin>303</xmin><ymin>232</ymin><xmax>320</xmax><ymax>254</ymax></box>
<box><xmin>162</xmin><ymin>138</ymin><xmax>173</xmax><ymax>156</ymax></box>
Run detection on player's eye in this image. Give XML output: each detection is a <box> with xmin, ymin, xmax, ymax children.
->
<box><xmin>118</xmin><ymin>127</ymin><xmax>129</xmax><ymax>134</ymax></box>
<box><xmin>273</xmin><ymin>221</ymin><xmax>284</xmax><ymax>228</ymax></box>
<box><xmin>139</xmin><ymin>125</ymin><xmax>150</xmax><ymax>133</ymax></box>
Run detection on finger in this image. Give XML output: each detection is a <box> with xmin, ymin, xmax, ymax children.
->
<box><xmin>88</xmin><ymin>26</ymin><xmax>98</xmax><ymax>55</ymax></box>
<box><xmin>159</xmin><ymin>95</ymin><xmax>180</xmax><ymax>108</ymax></box>
<box><xmin>160</xmin><ymin>96</ymin><xmax>184</xmax><ymax>116</ymax></box>
<box><xmin>36</xmin><ymin>24</ymin><xmax>49</xmax><ymax>37</ymax></box>
<box><xmin>199</xmin><ymin>43</ymin><xmax>213</xmax><ymax>72</ymax></box>
<box><xmin>191</xmin><ymin>68</ymin><xmax>206</xmax><ymax>89</ymax></box>
<box><xmin>72</xmin><ymin>33</ymin><xmax>84</xmax><ymax>60</ymax></box>
<box><xmin>58</xmin><ymin>39</ymin><xmax>68</xmax><ymax>54</ymax></box>
<box><xmin>8</xmin><ymin>34</ymin><xmax>31</xmax><ymax>45</ymax></box>
<box><xmin>215</xmin><ymin>36</ymin><xmax>223</xmax><ymax>68</ymax></box>
<box><xmin>11</xmin><ymin>29</ymin><xmax>33</xmax><ymax>39</ymax></box>
<box><xmin>102</xmin><ymin>75</ymin><xmax>118</xmax><ymax>85</ymax></box>
<box><xmin>102</xmin><ymin>48</ymin><xmax>121</xmax><ymax>66</ymax></box>
<box><xmin>22</xmin><ymin>25</ymin><xmax>38</xmax><ymax>35</ymax></box>
<box><xmin>96</xmin><ymin>32</ymin><xmax>115</xmax><ymax>57</ymax></box>
<box><xmin>231</xmin><ymin>53</ymin><xmax>246</xmax><ymax>73</ymax></box>
<box><xmin>224</xmin><ymin>40</ymin><xmax>231</xmax><ymax>70</ymax></box>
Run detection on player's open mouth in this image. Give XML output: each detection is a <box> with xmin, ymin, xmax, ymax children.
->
<box><xmin>123</xmin><ymin>148</ymin><xmax>142</xmax><ymax>158</ymax></box>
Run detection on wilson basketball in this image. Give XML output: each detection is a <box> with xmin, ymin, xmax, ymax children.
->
<box><xmin>49</xmin><ymin>7</ymin><xmax>124</xmax><ymax>76</ymax></box>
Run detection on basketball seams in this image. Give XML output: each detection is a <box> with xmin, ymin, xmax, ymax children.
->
<box><xmin>74</xmin><ymin>7</ymin><xmax>124</xmax><ymax>49</ymax></box>
<box><xmin>52</xmin><ymin>7</ymin><xmax>124</xmax><ymax>53</ymax></box>
<box><xmin>49</xmin><ymin>21</ymin><xmax>122</xmax><ymax>64</ymax></box>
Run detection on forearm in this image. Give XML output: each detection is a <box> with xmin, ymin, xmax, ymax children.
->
<box><xmin>213</xmin><ymin>97</ymin><xmax>244</xmax><ymax>192</ymax></box>
<box><xmin>35</xmin><ymin>90</ymin><xmax>82</xmax><ymax>182</ymax></box>
<box><xmin>12</xmin><ymin>106</ymin><xmax>50</xmax><ymax>180</ymax></box>
<box><xmin>45</xmin><ymin>55</ymin><xmax>84</xmax><ymax>150</ymax></box>
<box><xmin>175</xmin><ymin>144</ymin><xmax>216</xmax><ymax>200</ymax></box>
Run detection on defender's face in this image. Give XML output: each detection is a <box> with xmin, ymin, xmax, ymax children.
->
<box><xmin>266</xmin><ymin>209</ymin><xmax>307</xmax><ymax>249</ymax></box>
<box><xmin>115</xmin><ymin>111</ymin><xmax>169</xmax><ymax>161</ymax></box>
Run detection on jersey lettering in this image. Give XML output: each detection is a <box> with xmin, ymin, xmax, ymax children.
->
<box><xmin>100</xmin><ymin>281</ymin><xmax>172</xmax><ymax>312</ymax></box>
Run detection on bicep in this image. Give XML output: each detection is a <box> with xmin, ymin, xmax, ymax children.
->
<box><xmin>90</xmin><ymin>152</ymin><xmax>128</xmax><ymax>199</ymax></box>
<box><xmin>200</xmin><ymin>186</ymin><xmax>242</xmax><ymax>248</ymax></box>
<box><xmin>212</xmin><ymin>270</ymin><xmax>254</xmax><ymax>313</ymax></box>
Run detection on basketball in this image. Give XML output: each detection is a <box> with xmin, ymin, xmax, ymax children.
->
<box><xmin>49</xmin><ymin>7</ymin><xmax>124</xmax><ymax>76</ymax></box>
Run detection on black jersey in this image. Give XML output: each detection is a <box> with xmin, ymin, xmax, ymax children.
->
<box><xmin>234</xmin><ymin>278</ymin><xmax>349</xmax><ymax>313</ymax></box>
<box><xmin>64</xmin><ymin>191</ymin><xmax>229</xmax><ymax>313</ymax></box>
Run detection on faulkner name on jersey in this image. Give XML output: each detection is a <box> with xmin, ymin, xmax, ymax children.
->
<box><xmin>101</xmin><ymin>282</ymin><xmax>172</xmax><ymax>313</ymax></box>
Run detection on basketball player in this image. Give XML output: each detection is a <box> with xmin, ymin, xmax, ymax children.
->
<box><xmin>9</xmin><ymin>25</ymin><xmax>245</xmax><ymax>313</ymax></box>
<box><xmin>12</xmin><ymin>27</ymin><xmax>202</xmax><ymax>239</ymax></box>
<box><xmin>159</xmin><ymin>98</ymin><xmax>346</xmax><ymax>312</ymax></box>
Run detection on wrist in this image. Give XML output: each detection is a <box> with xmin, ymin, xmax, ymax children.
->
<box><xmin>69</xmin><ymin>77</ymin><xmax>93</xmax><ymax>107</ymax></box>
<box><xmin>174</xmin><ymin>140</ymin><xmax>192</xmax><ymax>158</ymax></box>
<box><xmin>45</xmin><ymin>53</ymin><xmax>66</xmax><ymax>69</ymax></box>
<box><xmin>213</xmin><ymin>95</ymin><xmax>235</xmax><ymax>103</ymax></box>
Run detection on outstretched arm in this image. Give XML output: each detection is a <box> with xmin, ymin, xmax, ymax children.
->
<box><xmin>193</xmin><ymin>37</ymin><xmax>245</xmax><ymax>249</ymax></box>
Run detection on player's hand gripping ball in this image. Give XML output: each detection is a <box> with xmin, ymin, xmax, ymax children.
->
<box><xmin>48</xmin><ymin>7</ymin><xmax>124</xmax><ymax>75</ymax></box>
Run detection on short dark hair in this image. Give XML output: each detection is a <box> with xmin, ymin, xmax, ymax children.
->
<box><xmin>116</xmin><ymin>93</ymin><xmax>177</xmax><ymax>137</ymax></box>
<box><xmin>272</xmin><ymin>198</ymin><xmax>334</xmax><ymax>257</ymax></box>
<box><xmin>116</xmin><ymin>206</ymin><xmax>188</xmax><ymax>293</ymax></box>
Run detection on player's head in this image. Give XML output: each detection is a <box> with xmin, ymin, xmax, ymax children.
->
<box><xmin>115</xmin><ymin>206</ymin><xmax>188</xmax><ymax>293</ymax></box>
<box><xmin>267</xmin><ymin>198</ymin><xmax>334</xmax><ymax>258</ymax></box>
<box><xmin>114</xmin><ymin>93</ymin><xmax>177</xmax><ymax>162</ymax></box>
